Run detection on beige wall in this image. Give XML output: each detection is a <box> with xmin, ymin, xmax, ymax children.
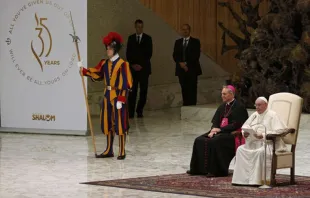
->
<box><xmin>87</xmin><ymin>0</ymin><xmax>229</xmax><ymax>115</ymax></box>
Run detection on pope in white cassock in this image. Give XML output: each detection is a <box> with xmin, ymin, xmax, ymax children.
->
<box><xmin>232</xmin><ymin>97</ymin><xmax>288</xmax><ymax>186</ymax></box>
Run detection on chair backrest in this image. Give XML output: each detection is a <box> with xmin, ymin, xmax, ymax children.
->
<box><xmin>268</xmin><ymin>92</ymin><xmax>303</xmax><ymax>145</ymax></box>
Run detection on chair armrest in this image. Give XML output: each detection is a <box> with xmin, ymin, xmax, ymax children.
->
<box><xmin>266</xmin><ymin>128</ymin><xmax>295</xmax><ymax>158</ymax></box>
<box><xmin>266</xmin><ymin>128</ymin><xmax>295</xmax><ymax>141</ymax></box>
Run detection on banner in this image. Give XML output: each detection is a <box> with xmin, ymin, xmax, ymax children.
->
<box><xmin>0</xmin><ymin>0</ymin><xmax>87</xmax><ymax>134</ymax></box>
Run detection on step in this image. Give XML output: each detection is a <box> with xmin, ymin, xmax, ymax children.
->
<box><xmin>181</xmin><ymin>104</ymin><xmax>310</xmax><ymax>130</ymax></box>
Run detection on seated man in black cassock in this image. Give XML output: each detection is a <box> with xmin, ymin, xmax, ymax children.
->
<box><xmin>187</xmin><ymin>85</ymin><xmax>249</xmax><ymax>177</ymax></box>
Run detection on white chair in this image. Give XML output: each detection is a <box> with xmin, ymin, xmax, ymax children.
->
<box><xmin>267</xmin><ymin>92</ymin><xmax>303</xmax><ymax>186</ymax></box>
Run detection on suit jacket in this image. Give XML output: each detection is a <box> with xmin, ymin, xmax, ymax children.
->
<box><xmin>173</xmin><ymin>37</ymin><xmax>202</xmax><ymax>76</ymax></box>
<box><xmin>126</xmin><ymin>33</ymin><xmax>153</xmax><ymax>75</ymax></box>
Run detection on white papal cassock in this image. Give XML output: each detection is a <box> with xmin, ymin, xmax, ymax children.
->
<box><xmin>232</xmin><ymin>110</ymin><xmax>287</xmax><ymax>185</ymax></box>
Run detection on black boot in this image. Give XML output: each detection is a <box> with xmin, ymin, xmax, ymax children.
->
<box><xmin>96</xmin><ymin>153</ymin><xmax>114</xmax><ymax>158</ymax></box>
<box><xmin>97</xmin><ymin>131</ymin><xmax>114</xmax><ymax>158</ymax></box>
<box><xmin>118</xmin><ymin>134</ymin><xmax>126</xmax><ymax>160</ymax></box>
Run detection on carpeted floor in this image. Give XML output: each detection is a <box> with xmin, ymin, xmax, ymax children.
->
<box><xmin>81</xmin><ymin>174</ymin><xmax>310</xmax><ymax>197</ymax></box>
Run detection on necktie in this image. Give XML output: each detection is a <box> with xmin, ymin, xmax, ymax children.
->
<box><xmin>183</xmin><ymin>39</ymin><xmax>188</xmax><ymax>47</ymax></box>
<box><xmin>182</xmin><ymin>39</ymin><xmax>188</xmax><ymax>61</ymax></box>
<box><xmin>137</xmin><ymin>36</ymin><xmax>140</xmax><ymax>44</ymax></box>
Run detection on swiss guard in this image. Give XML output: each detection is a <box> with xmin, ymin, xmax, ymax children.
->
<box><xmin>78</xmin><ymin>32</ymin><xmax>133</xmax><ymax>160</ymax></box>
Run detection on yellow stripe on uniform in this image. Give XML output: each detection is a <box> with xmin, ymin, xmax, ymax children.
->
<box><xmin>103</xmin><ymin>98</ymin><xmax>108</xmax><ymax>135</ymax></box>
<box><xmin>88</xmin><ymin>60</ymin><xmax>106</xmax><ymax>73</ymax></box>
<box><xmin>122</xmin><ymin>135</ymin><xmax>125</xmax><ymax>156</ymax></box>
<box><xmin>124</xmin><ymin>61</ymin><xmax>133</xmax><ymax>88</ymax></box>
<box><xmin>85</xmin><ymin>71</ymin><xmax>100</xmax><ymax>80</ymax></box>
<box><xmin>118</xmin><ymin>135</ymin><xmax>125</xmax><ymax>156</ymax></box>
<box><xmin>86</xmin><ymin>60</ymin><xmax>106</xmax><ymax>79</ymax></box>
<box><xmin>110</xmin><ymin>59</ymin><xmax>124</xmax><ymax>87</ymax></box>
<box><xmin>119</xmin><ymin>135</ymin><xmax>121</xmax><ymax>156</ymax></box>
<box><xmin>103</xmin><ymin>132</ymin><xmax>112</xmax><ymax>155</ymax></box>
<box><xmin>118</xmin><ymin>108</ymin><xmax>123</xmax><ymax>135</ymax></box>
<box><xmin>117</xmin><ymin>72</ymin><xmax>123</xmax><ymax>90</ymax></box>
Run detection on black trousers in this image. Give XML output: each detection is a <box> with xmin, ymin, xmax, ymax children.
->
<box><xmin>178</xmin><ymin>72</ymin><xmax>198</xmax><ymax>106</ymax></box>
<box><xmin>128</xmin><ymin>71</ymin><xmax>149</xmax><ymax>116</ymax></box>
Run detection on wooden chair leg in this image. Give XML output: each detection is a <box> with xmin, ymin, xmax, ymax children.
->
<box><xmin>270</xmin><ymin>156</ymin><xmax>277</xmax><ymax>186</ymax></box>
<box><xmin>290</xmin><ymin>167</ymin><xmax>295</xmax><ymax>185</ymax></box>
<box><xmin>290</xmin><ymin>146</ymin><xmax>296</xmax><ymax>185</ymax></box>
<box><xmin>270</xmin><ymin>170</ymin><xmax>276</xmax><ymax>186</ymax></box>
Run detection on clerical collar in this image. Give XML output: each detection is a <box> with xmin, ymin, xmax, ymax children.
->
<box><xmin>226</xmin><ymin>98</ymin><xmax>235</xmax><ymax>105</ymax></box>
<box><xmin>110</xmin><ymin>54</ymin><xmax>119</xmax><ymax>62</ymax></box>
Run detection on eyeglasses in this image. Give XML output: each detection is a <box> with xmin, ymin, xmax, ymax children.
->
<box><xmin>254</xmin><ymin>104</ymin><xmax>264</xmax><ymax>107</ymax></box>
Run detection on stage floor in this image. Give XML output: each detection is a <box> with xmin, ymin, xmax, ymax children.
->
<box><xmin>0</xmin><ymin>108</ymin><xmax>310</xmax><ymax>198</ymax></box>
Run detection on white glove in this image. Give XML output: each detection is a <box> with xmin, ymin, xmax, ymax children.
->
<box><xmin>116</xmin><ymin>101</ymin><xmax>122</xmax><ymax>109</ymax></box>
<box><xmin>77</xmin><ymin>60</ymin><xmax>83</xmax><ymax>68</ymax></box>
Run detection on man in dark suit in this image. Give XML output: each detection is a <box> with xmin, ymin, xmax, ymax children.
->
<box><xmin>126</xmin><ymin>19</ymin><xmax>153</xmax><ymax>118</ymax></box>
<box><xmin>173</xmin><ymin>24</ymin><xmax>202</xmax><ymax>106</ymax></box>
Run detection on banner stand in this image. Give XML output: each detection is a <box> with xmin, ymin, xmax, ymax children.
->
<box><xmin>0</xmin><ymin>0</ymin><xmax>87</xmax><ymax>134</ymax></box>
